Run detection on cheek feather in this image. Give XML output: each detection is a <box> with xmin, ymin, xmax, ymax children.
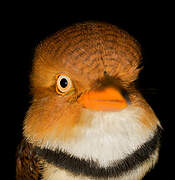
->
<box><xmin>23</xmin><ymin>96</ymin><xmax>85</xmax><ymax>146</ymax></box>
<box><xmin>129</xmin><ymin>92</ymin><xmax>160</xmax><ymax>129</ymax></box>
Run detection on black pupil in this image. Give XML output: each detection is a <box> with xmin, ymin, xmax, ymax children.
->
<box><xmin>60</xmin><ymin>78</ymin><xmax>68</xmax><ymax>88</ymax></box>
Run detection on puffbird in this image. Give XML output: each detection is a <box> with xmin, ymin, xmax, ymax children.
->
<box><xmin>16</xmin><ymin>22</ymin><xmax>161</xmax><ymax>180</ymax></box>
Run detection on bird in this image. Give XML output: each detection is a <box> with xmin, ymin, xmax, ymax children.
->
<box><xmin>16</xmin><ymin>21</ymin><xmax>161</xmax><ymax>180</ymax></box>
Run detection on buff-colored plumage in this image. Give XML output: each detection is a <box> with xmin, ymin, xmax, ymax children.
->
<box><xmin>16</xmin><ymin>22</ymin><xmax>161</xmax><ymax>180</ymax></box>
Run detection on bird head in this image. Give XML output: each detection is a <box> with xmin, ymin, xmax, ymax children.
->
<box><xmin>23</xmin><ymin>22</ymin><xmax>160</xmax><ymax>166</ymax></box>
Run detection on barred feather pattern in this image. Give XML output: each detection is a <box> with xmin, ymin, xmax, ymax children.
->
<box><xmin>16</xmin><ymin>139</ymin><xmax>43</xmax><ymax>180</ymax></box>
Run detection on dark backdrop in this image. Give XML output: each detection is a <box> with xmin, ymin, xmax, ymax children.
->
<box><xmin>4</xmin><ymin>3</ymin><xmax>172</xmax><ymax>179</ymax></box>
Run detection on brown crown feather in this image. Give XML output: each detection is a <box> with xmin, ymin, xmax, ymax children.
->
<box><xmin>30</xmin><ymin>22</ymin><xmax>142</xmax><ymax>97</ymax></box>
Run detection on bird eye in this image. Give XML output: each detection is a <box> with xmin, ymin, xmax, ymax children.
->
<box><xmin>56</xmin><ymin>73</ymin><xmax>73</xmax><ymax>95</ymax></box>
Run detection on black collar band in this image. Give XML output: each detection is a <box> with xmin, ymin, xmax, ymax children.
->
<box><xmin>33</xmin><ymin>126</ymin><xmax>161</xmax><ymax>178</ymax></box>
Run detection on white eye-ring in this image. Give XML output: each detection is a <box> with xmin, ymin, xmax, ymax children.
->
<box><xmin>56</xmin><ymin>73</ymin><xmax>73</xmax><ymax>95</ymax></box>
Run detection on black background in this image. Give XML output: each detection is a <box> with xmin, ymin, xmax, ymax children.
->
<box><xmin>3</xmin><ymin>2</ymin><xmax>172</xmax><ymax>179</ymax></box>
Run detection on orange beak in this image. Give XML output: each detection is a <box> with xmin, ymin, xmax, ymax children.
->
<box><xmin>78</xmin><ymin>87</ymin><xmax>129</xmax><ymax>112</ymax></box>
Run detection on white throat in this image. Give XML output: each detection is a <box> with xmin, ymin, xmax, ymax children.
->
<box><xmin>44</xmin><ymin>106</ymin><xmax>155</xmax><ymax>167</ymax></box>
